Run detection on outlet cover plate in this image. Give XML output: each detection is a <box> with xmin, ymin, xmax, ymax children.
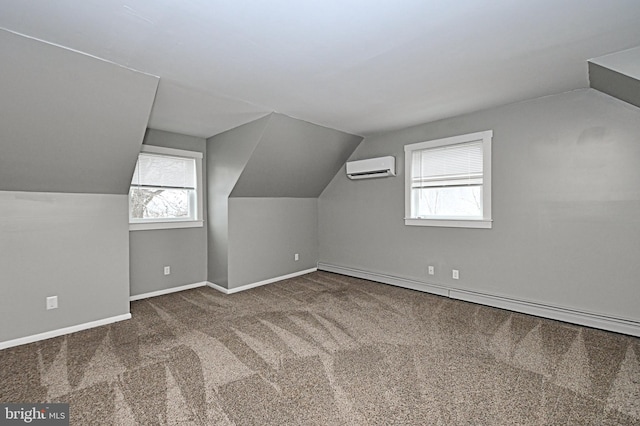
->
<box><xmin>46</xmin><ymin>296</ymin><xmax>58</xmax><ymax>310</ymax></box>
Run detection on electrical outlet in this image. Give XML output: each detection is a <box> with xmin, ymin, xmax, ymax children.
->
<box><xmin>164</xmin><ymin>266</ymin><xmax>171</xmax><ymax>275</ymax></box>
<box><xmin>452</xmin><ymin>269</ymin><xmax>459</xmax><ymax>280</ymax></box>
<box><xmin>46</xmin><ymin>296</ymin><xmax>58</xmax><ymax>310</ymax></box>
<box><xmin>428</xmin><ymin>266</ymin><xmax>435</xmax><ymax>275</ymax></box>
<box><xmin>294</xmin><ymin>253</ymin><xmax>299</xmax><ymax>261</ymax></box>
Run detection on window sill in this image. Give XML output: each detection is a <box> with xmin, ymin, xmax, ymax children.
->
<box><xmin>404</xmin><ymin>218</ymin><xmax>492</xmax><ymax>229</ymax></box>
<box><xmin>129</xmin><ymin>220</ymin><xmax>204</xmax><ymax>231</ymax></box>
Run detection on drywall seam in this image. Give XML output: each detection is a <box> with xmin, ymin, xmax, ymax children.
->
<box><xmin>0</xmin><ymin>27</ymin><xmax>159</xmax><ymax>78</ymax></box>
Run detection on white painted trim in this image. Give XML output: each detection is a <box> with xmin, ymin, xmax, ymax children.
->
<box><xmin>207</xmin><ymin>268</ymin><xmax>318</xmax><ymax>294</ymax></box>
<box><xmin>317</xmin><ymin>263</ymin><xmax>640</xmax><ymax>337</ymax></box>
<box><xmin>207</xmin><ymin>281</ymin><xmax>230</xmax><ymax>294</ymax></box>
<box><xmin>404</xmin><ymin>130</ymin><xmax>493</xmax><ymax>228</ymax></box>
<box><xmin>140</xmin><ymin>144</ymin><xmax>203</xmax><ymax>158</ymax></box>
<box><xmin>129</xmin><ymin>144</ymin><xmax>204</xmax><ymax>231</ymax></box>
<box><xmin>129</xmin><ymin>220</ymin><xmax>203</xmax><ymax>231</ymax></box>
<box><xmin>130</xmin><ymin>281</ymin><xmax>207</xmax><ymax>301</ymax></box>
<box><xmin>0</xmin><ymin>313</ymin><xmax>131</xmax><ymax>350</ymax></box>
<box><xmin>404</xmin><ymin>218</ymin><xmax>492</xmax><ymax>228</ymax></box>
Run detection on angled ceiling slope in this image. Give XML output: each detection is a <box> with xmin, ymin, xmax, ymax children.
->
<box><xmin>3</xmin><ymin>1</ymin><xmax>640</xmax><ymax>138</ymax></box>
<box><xmin>589</xmin><ymin>46</ymin><xmax>640</xmax><ymax>109</ymax></box>
<box><xmin>0</xmin><ymin>29</ymin><xmax>159</xmax><ymax>194</ymax></box>
<box><xmin>227</xmin><ymin>113</ymin><xmax>363</xmax><ymax>198</ymax></box>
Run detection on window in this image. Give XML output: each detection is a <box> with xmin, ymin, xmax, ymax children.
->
<box><xmin>129</xmin><ymin>145</ymin><xmax>203</xmax><ymax>231</ymax></box>
<box><xmin>404</xmin><ymin>130</ymin><xmax>492</xmax><ymax>228</ymax></box>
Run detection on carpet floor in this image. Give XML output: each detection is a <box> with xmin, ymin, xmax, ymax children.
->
<box><xmin>1</xmin><ymin>271</ymin><xmax>639</xmax><ymax>425</ymax></box>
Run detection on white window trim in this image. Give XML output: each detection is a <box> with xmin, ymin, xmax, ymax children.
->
<box><xmin>404</xmin><ymin>130</ymin><xmax>492</xmax><ymax>229</ymax></box>
<box><xmin>129</xmin><ymin>145</ymin><xmax>204</xmax><ymax>231</ymax></box>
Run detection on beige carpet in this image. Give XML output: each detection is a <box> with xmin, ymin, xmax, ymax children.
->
<box><xmin>1</xmin><ymin>271</ymin><xmax>639</xmax><ymax>425</ymax></box>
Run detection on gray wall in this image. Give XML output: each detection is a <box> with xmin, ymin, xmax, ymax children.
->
<box><xmin>0</xmin><ymin>31</ymin><xmax>156</xmax><ymax>345</ymax></box>
<box><xmin>207</xmin><ymin>113</ymin><xmax>361</xmax><ymax>288</ymax></box>
<box><xmin>0</xmin><ymin>29</ymin><xmax>158</xmax><ymax>194</ymax></box>
<box><xmin>230</xmin><ymin>114</ymin><xmax>363</xmax><ymax>197</ymax></box>
<box><xmin>228</xmin><ymin>198</ymin><xmax>318</xmax><ymax>288</ymax></box>
<box><xmin>206</xmin><ymin>117</ymin><xmax>268</xmax><ymax>286</ymax></box>
<box><xmin>129</xmin><ymin>129</ymin><xmax>208</xmax><ymax>297</ymax></box>
<box><xmin>0</xmin><ymin>192</ymin><xmax>130</xmax><ymax>342</ymax></box>
<box><xmin>319</xmin><ymin>89</ymin><xmax>640</xmax><ymax>322</ymax></box>
<box><xmin>589</xmin><ymin>62</ymin><xmax>640</xmax><ymax>110</ymax></box>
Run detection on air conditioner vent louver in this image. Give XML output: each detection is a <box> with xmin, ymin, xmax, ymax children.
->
<box><xmin>346</xmin><ymin>156</ymin><xmax>395</xmax><ymax>180</ymax></box>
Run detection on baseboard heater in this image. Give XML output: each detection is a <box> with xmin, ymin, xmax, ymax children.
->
<box><xmin>317</xmin><ymin>262</ymin><xmax>640</xmax><ymax>337</ymax></box>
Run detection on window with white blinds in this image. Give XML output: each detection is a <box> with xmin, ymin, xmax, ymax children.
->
<box><xmin>131</xmin><ymin>154</ymin><xmax>196</xmax><ymax>191</ymax></box>
<box><xmin>404</xmin><ymin>130</ymin><xmax>492</xmax><ymax>228</ymax></box>
<box><xmin>129</xmin><ymin>145</ymin><xmax>203</xmax><ymax>230</ymax></box>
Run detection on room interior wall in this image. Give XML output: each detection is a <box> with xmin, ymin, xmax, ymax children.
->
<box><xmin>0</xmin><ymin>30</ymin><xmax>158</xmax><ymax>347</ymax></box>
<box><xmin>129</xmin><ymin>129</ymin><xmax>208</xmax><ymax>298</ymax></box>
<box><xmin>230</xmin><ymin>113</ymin><xmax>363</xmax><ymax>197</ymax></box>
<box><xmin>0</xmin><ymin>192</ymin><xmax>131</xmax><ymax>343</ymax></box>
<box><xmin>206</xmin><ymin>116</ymin><xmax>269</xmax><ymax>287</ymax></box>
<box><xmin>228</xmin><ymin>197</ymin><xmax>318</xmax><ymax>289</ymax></box>
<box><xmin>0</xmin><ymin>29</ymin><xmax>158</xmax><ymax>194</ymax></box>
<box><xmin>319</xmin><ymin>89</ymin><xmax>640</xmax><ymax>324</ymax></box>
<box><xmin>207</xmin><ymin>113</ymin><xmax>361</xmax><ymax>289</ymax></box>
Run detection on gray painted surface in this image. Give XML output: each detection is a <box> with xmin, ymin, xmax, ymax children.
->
<box><xmin>230</xmin><ymin>114</ymin><xmax>363</xmax><ymax>197</ymax></box>
<box><xmin>228</xmin><ymin>198</ymin><xmax>318</xmax><ymax>288</ymax></box>
<box><xmin>0</xmin><ymin>191</ymin><xmax>130</xmax><ymax>342</ymax></box>
<box><xmin>143</xmin><ymin>128</ymin><xmax>207</xmax><ymax>152</ymax></box>
<box><xmin>129</xmin><ymin>129</ymin><xmax>207</xmax><ymax>297</ymax></box>
<box><xmin>207</xmin><ymin>114</ymin><xmax>359</xmax><ymax>287</ymax></box>
<box><xmin>206</xmin><ymin>117</ymin><xmax>269</xmax><ymax>286</ymax></box>
<box><xmin>590</xmin><ymin>46</ymin><xmax>640</xmax><ymax>80</ymax></box>
<box><xmin>3</xmin><ymin>2</ymin><xmax>640</xmax><ymax>138</ymax></box>
<box><xmin>129</xmin><ymin>228</ymin><xmax>207</xmax><ymax>296</ymax></box>
<box><xmin>0</xmin><ymin>30</ymin><xmax>158</xmax><ymax>194</ymax></box>
<box><xmin>319</xmin><ymin>89</ymin><xmax>640</xmax><ymax>321</ymax></box>
<box><xmin>589</xmin><ymin>62</ymin><xmax>640</xmax><ymax>110</ymax></box>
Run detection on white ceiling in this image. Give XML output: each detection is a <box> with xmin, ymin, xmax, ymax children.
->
<box><xmin>1</xmin><ymin>0</ymin><xmax>640</xmax><ymax>138</ymax></box>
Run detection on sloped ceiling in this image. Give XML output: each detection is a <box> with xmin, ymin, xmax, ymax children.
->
<box><xmin>589</xmin><ymin>47</ymin><xmax>640</xmax><ymax>109</ymax></box>
<box><xmin>230</xmin><ymin>114</ymin><xmax>363</xmax><ymax>197</ymax></box>
<box><xmin>0</xmin><ymin>29</ymin><xmax>159</xmax><ymax>194</ymax></box>
<box><xmin>1</xmin><ymin>1</ymin><xmax>639</xmax><ymax>138</ymax></box>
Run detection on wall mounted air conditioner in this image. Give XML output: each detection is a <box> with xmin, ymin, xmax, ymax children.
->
<box><xmin>346</xmin><ymin>156</ymin><xmax>396</xmax><ymax>180</ymax></box>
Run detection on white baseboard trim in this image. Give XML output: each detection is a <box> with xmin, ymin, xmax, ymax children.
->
<box><xmin>208</xmin><ymin>268</ymin><xmax>318</xmax><ymax>294</ymax></box>
<box><xmin>130</xmin><ymin>281</ymin><xmax>207</xmax><ymax>301</ymax></box>
<box><xmin>318</xmin><ymin>263</ymin><xmax>640</xmax><ymax>337</ymax></box>
<box><xmin>0</xmin><ymin>313</ymin><xmax>132</xmax><ymax>350</ymax></box>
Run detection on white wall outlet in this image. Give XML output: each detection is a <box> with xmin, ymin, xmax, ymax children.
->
<box><xmin>46</xmin><ymin>296</ymin><xmax>58</xmax><ymax>310</ymax></box>
<box><xmin>428</xmin><ymin>266</ymin><xmax>435</xmax><ymax>275</ymax></box>
<box><xmin>164</xmin><ymin>266</ymin><xmax>171</xmax><ymax>275</ymax></box>
<box><xmin>294</xmin><ymin>253</ymin><xmax>299</xmax><ymax>261</ymax></box>
<box><xmin>452</xmin><ymin>269</ymin><xmax>459</xmax><ymax>280</ymax></box>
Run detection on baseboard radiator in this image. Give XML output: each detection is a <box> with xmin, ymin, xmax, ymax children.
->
<box><xmin>317</xmin><ymin>262</ymin><xmax>640</xmax><ymax>337</ymax></box>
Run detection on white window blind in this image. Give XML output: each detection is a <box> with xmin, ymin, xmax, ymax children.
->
<box><xmin>131</xmin><ymin>154</ymin><xmax>196</xmax><ymax>190</ymax></box>
<box><xmin>129</xmin><ymin>146</ymin><xmax>203</xmax><ymax>229</ymax></box>
<box><xmin>404</xmin><ymin>130</ymin><xmax>492</xmax><ymax>228</ymax></box>
<box><xmin>411</xmin><ymin>141</ymin><xmax>483</xmax><ymax>188</ymax></box>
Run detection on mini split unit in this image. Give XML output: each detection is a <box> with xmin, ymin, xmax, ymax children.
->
<box><xmin>345</xmin><ymin>156</ymin><xmax>396</xmax><ymax>179</ymax></box>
